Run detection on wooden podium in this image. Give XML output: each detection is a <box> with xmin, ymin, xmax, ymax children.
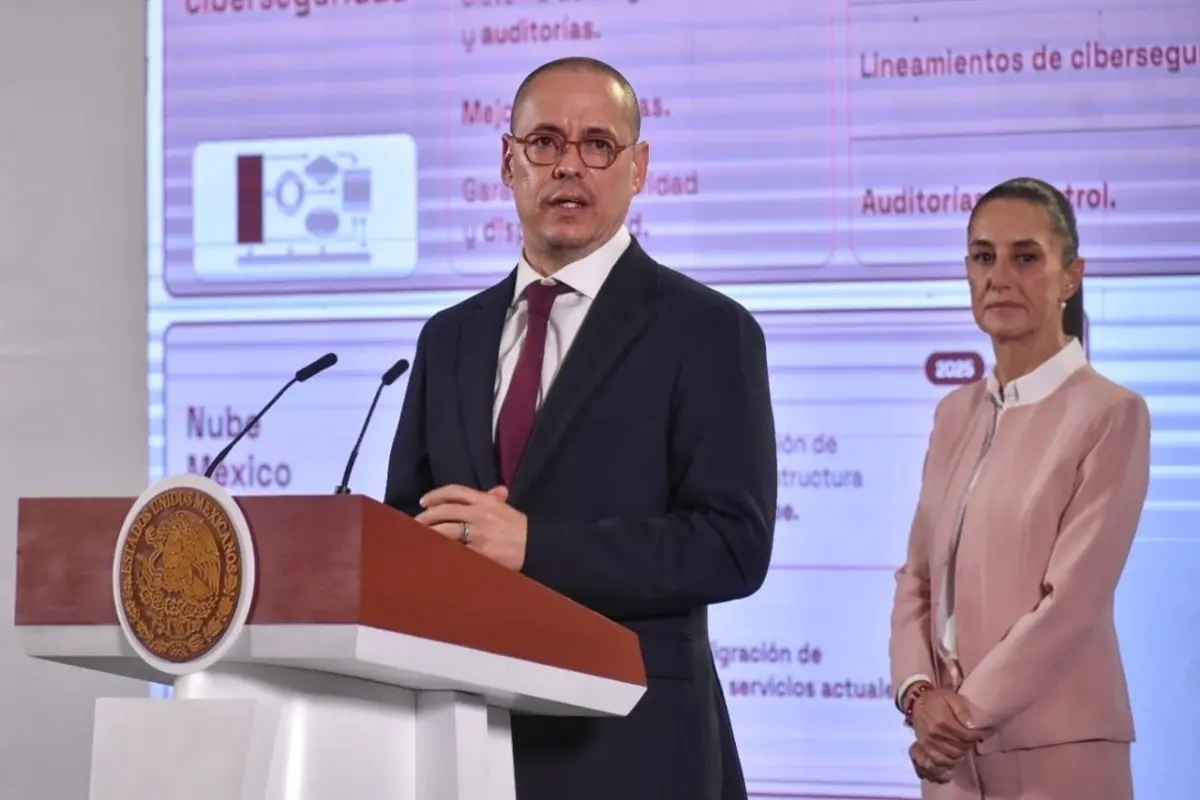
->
<box><xmin>14</xmin><ymin>478</ymin><xmax>647</xmax><ymax>800</ymax></box>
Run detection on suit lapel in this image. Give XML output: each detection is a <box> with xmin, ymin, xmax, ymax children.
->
<box><xmin>457</xmin><ymin>274</ymin><xmax>515</xmax><ymax>489</ymax></box>
<box><xmin>930</xmin><ymin>395</ymin><xmax>993</xmax><ymax>574</ymax></box>
<box><xmin>509</xmin><ymin>240</ymin><xmax>658</xmax><ymax>501</ymax></box>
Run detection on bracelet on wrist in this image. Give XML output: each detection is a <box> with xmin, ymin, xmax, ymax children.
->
<box><xmin>902</xmin><ymin>682</ymin><xmax>932</xmax><ymax>727</ymax></box>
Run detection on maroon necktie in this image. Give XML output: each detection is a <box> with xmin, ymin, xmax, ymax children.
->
<box><xmin>496</xmin><ymin>280</ymin><xmax>573</xmax><ymax>486</ymax></box>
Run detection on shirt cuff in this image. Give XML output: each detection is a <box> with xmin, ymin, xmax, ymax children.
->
<box><xmin>896</xmin><ymin>673</ymin><xmax>934</xmax><ymax>711</ymax></box>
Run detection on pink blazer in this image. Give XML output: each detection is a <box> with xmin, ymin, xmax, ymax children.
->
<box><xmin>889</xmin><ymin>342</ymin><xmax>1151</xmax><ymax>754</ymax></box>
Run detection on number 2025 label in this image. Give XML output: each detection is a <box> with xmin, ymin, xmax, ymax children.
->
<box><xmin>924</xmin><ymin>352</ymin><xmax>985</xmax><ymax>385</ymax></box>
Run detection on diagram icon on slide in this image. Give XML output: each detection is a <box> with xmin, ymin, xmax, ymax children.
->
<box><xmin>191</xmin><ymin>133</ymin><xmax>418</xmax><ymax>282</ymax></box>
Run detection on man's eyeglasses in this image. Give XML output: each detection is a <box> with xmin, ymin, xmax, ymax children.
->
<box><xmin>506</xmin><ymin>132</ymin><xmax>635</xmax><ymax>170</ymax></box>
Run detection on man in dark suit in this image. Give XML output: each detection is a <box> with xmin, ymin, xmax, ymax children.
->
<box><xmin>384</xmin><ymin>56</ymin><xmax>777</xmax><ymax>800</ymax></box>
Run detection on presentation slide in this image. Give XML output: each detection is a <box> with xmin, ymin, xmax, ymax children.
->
<box><xmin>711</xmin><ymin>308</ymin><xmax>991</xmax><ymax>798</ymax></box>
<box><xmin>157</xmin><ymin>0</ymin><xmax>1199</xmax><ymax>300</ymax></box>
<box><xmin>161</xmin><ymin>1</ymin><xmax>836</xmax><ymax>297</ymax></box>
<box><xmin>161</xmin><ymin>319</ymin><xmax>417</xmax><ymax>496</ymax></box>
<box><xmin>146</xmin><ymin>0</ymin><xmax>1200</xmax><ymax>796</ymax></box>
<box><xmin>847</xmin><ymin>0</ymin><xmax>1200</xmax><ymax>276</ymax></box>
<box><xmin>755</xmin><ymin>308</ymin><xmax>990</xmax><ymax>569</ymax></box>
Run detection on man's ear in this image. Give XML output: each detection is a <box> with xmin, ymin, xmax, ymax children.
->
<box><xmin>501</xmin><ymin>135</ymin><xmax>515</xmax><ymax>188</ymax></box>
<box><xmin>631</xmin><ymin>140</ymin><xmax>650</xmax><ymax>194</ymax></box>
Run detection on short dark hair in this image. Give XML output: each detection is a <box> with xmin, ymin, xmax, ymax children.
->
<box><xmin>510</xmin><ymin>57</ymin><xmax>642</xmax><ymax>140</ymax></box>
<box><xmin>969</xmin><ymin>177</ymin><xmax>1085</xmax><ymax>342</ymax></box>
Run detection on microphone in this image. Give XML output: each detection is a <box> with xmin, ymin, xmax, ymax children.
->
<box><xmin>204</xmin><ymin>352</ymin><xmax>339</xmax><ymax>479</ymax></box>
<box><xmin>334</xmin><ymin>357</ymin><xmax>411</xmax><ymax>495</ymax></box>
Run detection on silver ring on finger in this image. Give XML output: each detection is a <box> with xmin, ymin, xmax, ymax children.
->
<box><xmin>458</xmin><ymin>521</ymin><xmax>471</xmax><ymax>545</ymax></box>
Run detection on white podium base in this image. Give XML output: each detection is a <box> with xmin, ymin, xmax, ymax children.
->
<box><xmin>88</xmin><ymin>663</ymin><xmax>516</xmax><ymax>800</ymax></box>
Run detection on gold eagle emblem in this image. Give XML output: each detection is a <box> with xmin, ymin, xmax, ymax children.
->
<box><xmin>117</xmin><ymin>487</ymin><xmax>243</xmax><ymax>663</ymax></box>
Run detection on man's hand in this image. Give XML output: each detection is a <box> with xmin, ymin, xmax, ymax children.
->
<box><xmin>415</xmin><ymin>485</ymin><xmax>528</xmax><ymax>571</ymax></box>
<box><xmin>909</xmin><ymin>740</ymin><xmax>953</xmax><ymax>784</ymax></box>
<box><xmin>909</xmin><ymin>688</ymin><xmax>987</xmax><ymax>771</ymax></box>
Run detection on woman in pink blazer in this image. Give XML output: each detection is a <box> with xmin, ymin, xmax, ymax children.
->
<box><xmin>889</xmin><ymin>177</ymin><xmax>1151</xmax><ymax>799</ymax></box>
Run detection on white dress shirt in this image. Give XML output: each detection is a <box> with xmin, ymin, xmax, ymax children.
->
<box><xmin>896</xmin><ymin>338</ymin><xmax>1089</xmax><ymax>706</ymax></box>
<box><xmin>492</xmin><ymin>225</ymin><xmax>631</xmax><ymax>434</ymax></box>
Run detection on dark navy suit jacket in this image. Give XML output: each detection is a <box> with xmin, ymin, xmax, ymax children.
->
<box><xmin>383</xmin><ymin>238</ymin><xmax>777</xmax><ymax>800</ymax></box>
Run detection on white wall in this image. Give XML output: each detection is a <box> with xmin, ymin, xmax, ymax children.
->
<box><xmin>0</xmin><ymin>3</ymin><xmax>150</xmax><ymax>798</ymax></box>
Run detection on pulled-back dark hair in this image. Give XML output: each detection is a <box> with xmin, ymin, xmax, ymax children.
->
<box><xmin>968</xmin><ymin>177</ymin><xmax>1085</xmax><ymax>342</ymax></box>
